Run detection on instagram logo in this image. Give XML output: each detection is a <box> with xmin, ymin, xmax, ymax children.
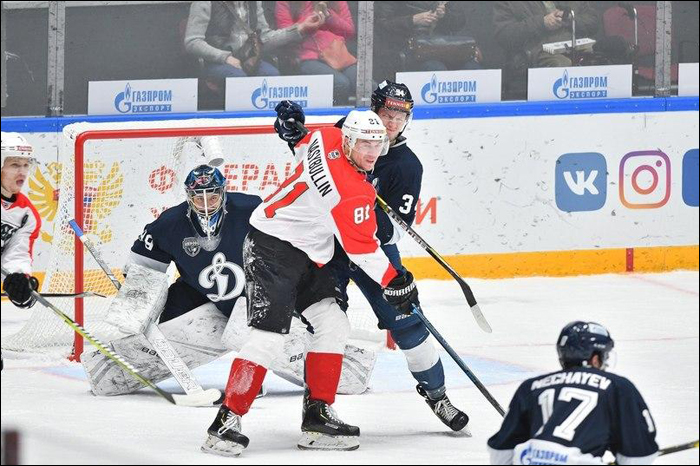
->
<box><xmin>619</xmin><ymin>150</ymin><xmax>671</xmax><ymax>209</ymax></box>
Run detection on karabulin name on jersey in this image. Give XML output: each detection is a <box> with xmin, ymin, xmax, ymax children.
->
<box><xmin>306</xmin><ymin>137</ymin><xmax>333</xmax><ymax>198</ymax></box>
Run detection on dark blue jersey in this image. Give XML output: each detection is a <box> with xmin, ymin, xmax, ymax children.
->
<box><xmin>487</xmin><ymin>367</ymin><xmax>658</xmax><ymax>465</ymax></box>
<box><xmin>130</xmin><ymin>193</ymin><xmax>261</xmax><ymax>317</ymax></box>
<box><xmin>371</xmin><ymin>137</ymin><xmax>424</xmax><ymax>245</ymax></box>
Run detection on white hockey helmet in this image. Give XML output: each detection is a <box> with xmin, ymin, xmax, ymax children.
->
<box><xmin>1</xmin><ymin>132</ymin><xmax>36</xmax><ymax>168</ymax></box>
<box><xmin>341</xmin><ymin>110</ymin><xmax>389</xmax><ymax>157</ymax></box>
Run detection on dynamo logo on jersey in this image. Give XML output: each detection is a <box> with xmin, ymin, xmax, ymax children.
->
<box><xmin>420</xmin><ymin>74</ymin><xmax>477</xmax><ymax>104</ymax></box>
<box><xmin>113</xmin><ymin>83</ymin><xmax>173</xmax><ymax>114</ymax></box>
<box><xmin>198</xmin><ymin>252</ymin><xmax>245</xmax><ymax>302</ymax></box>
<box><xmin>553</xmin><ymin>70</ymin><xmax>609</xmax><ymax>99</ymax></box>
<box><xmin>251</xmin><ymin>79</ymin><xmax>309</xmax><ymax>110</ymax></box>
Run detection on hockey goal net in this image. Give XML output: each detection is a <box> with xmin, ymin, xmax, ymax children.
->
<box><xmin>2</xmin><ymin>118</ymin><xmax>394</xmax><ymax>361</ymax></box>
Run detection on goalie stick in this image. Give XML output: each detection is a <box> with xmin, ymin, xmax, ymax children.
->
<box><xmin>1</xmin><ymin>266</ymin><xmax>214</xmax><ymax>407</ymax></box>
<box><xmin>69</xmin><ymin>220</ymin><xmax>222</xmax><ymax>406</ymax></box>
<box><xmin>292</xmin><ymin>120</ymin><xmax>492</xmax><ymax>333</ymax></box>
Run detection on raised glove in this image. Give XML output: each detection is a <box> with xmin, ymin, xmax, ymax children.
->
<box><xmin>3</xmin><ymin>273</ymin><xmax>39</xmax><ymax>308</ymax></box>
<box><xmin>274</xmin><ymin>100</ymin><xmax>306</xmax><ymax>145</ymax></box>
<box><xmin>383</xmin><ymin>271</ymin><xmax>420</xmax><ymax>315</ymax></box>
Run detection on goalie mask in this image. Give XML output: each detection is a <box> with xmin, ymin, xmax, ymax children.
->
<box><xmin>184</xmin><ymin>164</ymin><xmax>226</xmax><ymax>249</ymax></box>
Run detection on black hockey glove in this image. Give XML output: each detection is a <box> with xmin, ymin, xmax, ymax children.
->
<box><xmin>274</xmin><ymin>100</ymin><xmax>307</xmax><ymax>146</ymax></box>
<box><xmin>3</xmin><ymin>273</ymin><xmax>39</xmax><ymax>308</ymax></box>
<box><xmin>383</xmin><ymin>271</ymin><xmax>420</xmax><ymax>315</ymax></box>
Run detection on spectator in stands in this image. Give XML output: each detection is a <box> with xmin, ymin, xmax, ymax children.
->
<box><xmin>276</xmin><ymin>1</ymin><xmax>357</xmax><ymax>105</ymax></box>
<box><xmin>374</xmin><ymin>2</ymin><xmax>481</xmax><ymax>81</ymax></box>
<box><xmin>493</xmin><ymin>2</ymin><xmax>599</xmax><ymax>68</ymax></box>
<box><xmin>184</xmin><ymin>1</ymin><xmax>322</xmax><ymax>84</ymax></box>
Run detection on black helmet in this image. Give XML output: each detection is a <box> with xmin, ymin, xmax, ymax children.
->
<box><xmin>371</xmin><ymin>80</ymin><xmax>414</xmax><ymax>115</ymax></box>
<box><xmin>556</xmin><ymin>321</ymin><xmax>615</xmax><ymax>369</ymax></box>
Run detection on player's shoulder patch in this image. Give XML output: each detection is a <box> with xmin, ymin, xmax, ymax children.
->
<box><xmin>327</xmin><ymin>149</ymin><xmax>340</xmax><ymax>160</ymax></box>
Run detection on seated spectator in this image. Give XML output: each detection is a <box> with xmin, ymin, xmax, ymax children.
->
<box><xmin>493</xmin><ymin>1</ymin><xmax>599</xmax><ymax>69</ymax></box>
<box><xmin>375</xmin><ymin>2</ymin><xmax>481</xmax><ymax>81</ymax></box>
<box><xmin>184</xmin><ymin>1</ymin><xmax>322</xmax><ymax>85</ymax></box>
<box><xmin>276</xmin><ymin>1</ymin><xmax>357</xmax><ymax>105</ymax></box>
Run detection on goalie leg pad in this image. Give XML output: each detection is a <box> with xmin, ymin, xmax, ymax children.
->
<box><xmin>82</xmin><ymin>302</ymin><xmax>228</xmax><ymax>396</ymax></box>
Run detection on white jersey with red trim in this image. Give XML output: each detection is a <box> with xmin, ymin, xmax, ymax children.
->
<box><xmin>250</xmin><ymin>127</ymin><xmax>397</xmax><ymax>287</ymax></box>
<box><xmin>1</xmin><ymin>192</ymin><xmax>42</xmax><ymax>275</ymax></box>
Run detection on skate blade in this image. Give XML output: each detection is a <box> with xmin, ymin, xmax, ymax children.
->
<box><xmin>201</xmin><ymin>434</ymin><xmax>245</xmax><ymax>457</ymax></box>
<box><xmin>297</xmin><ymin>432</ymin><xmax>360</xmax><ymax>451</ymax></box>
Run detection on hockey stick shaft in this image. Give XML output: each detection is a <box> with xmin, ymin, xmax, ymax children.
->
<box><xmin>658</xmin><ymin>439</ymin><xmax>699</xmax><ymax>457</ymax></box>
<box><xmin>2</xmin><ymin>291</ymin><xmax>106</xmax><ymax>299</ymax></box>
<box><xmin>375</xmin><ymin>196</ymin><xmax>492</xmax><ymax>334</ymax></box>
<box><xmin>1</xmin><ymin>266</ymin><xmax>177</xmax><ymax>405</ymax></box>
<box><xmin>69</xmin><ymin>220</ymin><xmax>221</xmax><ymax>402</ymax></box>
<box><xmin>412</xmin><ymin>304</ymin><xmax>505</xmax><ymax>417</ymax></box>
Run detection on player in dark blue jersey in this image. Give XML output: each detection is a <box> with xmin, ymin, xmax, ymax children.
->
<box><xmin>488</xmin><ymin>321</ymin><xmax>658</xmax><ymax>465</ymax></box>
<box><xmin>274</xmin><ymin>81</ymin><xmax>469</xmax><ymax>432</ymax></box>
<box><xmin>130</xmin><ymin>164</ymin><xmax>260</xmax><ymax>321</ymax></box>
<box><xmin>82</xmin><ymin>164</ymin><xmax>262</xmax><ymax>397</ymax></box>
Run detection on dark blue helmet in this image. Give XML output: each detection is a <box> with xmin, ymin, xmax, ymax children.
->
<box><xmin>184</xmin><ymin>164</ymin><xmax>226</xmax><ymax>242</ymax></box>
<box><xmin>371</xmin><ymin>80</ymin><xmax>414</xmax><ymax>115</ymax></box>
<box><xmin>557</xmin><ymin>321</ymin><xmax>615</xmax><ymax>369</ymax></box>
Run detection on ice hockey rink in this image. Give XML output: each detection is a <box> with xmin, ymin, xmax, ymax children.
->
<box><xmin>2</xmin><ymin>271</ymin><xmax>698</xmax><ymax>465</ymax></box>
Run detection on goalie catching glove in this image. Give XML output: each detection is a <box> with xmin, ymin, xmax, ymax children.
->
<box><xmin>383</xmin><ymin>270</ymin><xmax>420</xmax><ymax>315</ymax></box>
<box><xmin>3</xmin><ymin>273</ymin><xmax>39</xmax><ymax>308</ymax></box>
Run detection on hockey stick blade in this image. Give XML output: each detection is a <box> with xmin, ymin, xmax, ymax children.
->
<box><xmin>170</xmin><ymin>389</ymin><xmax>224</xmax><ymax>407</ymax></box>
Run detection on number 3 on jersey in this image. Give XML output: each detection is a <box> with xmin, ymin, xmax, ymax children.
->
<box><xmin>354</xmin><ymin>205</ymin><xmax>371</xmax><ymax>224</ymax></box>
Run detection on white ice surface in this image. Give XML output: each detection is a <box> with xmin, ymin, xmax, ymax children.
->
<box><xmin>2</xmin><ymin>272</ymin><xmax>698</xmax><ymax>464</ymax></box>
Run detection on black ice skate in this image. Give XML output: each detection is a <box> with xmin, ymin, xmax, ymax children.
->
<box><xmin>201</xmin><ymin>405</ymin><xmax>250</xmax><ymax>457</ymax></box>
<box><xmin>298</xmin><ymin>396</ymin><xmax>360</xmax><ymax>451</ymax></box>
<box><xmin>417</xmin><ymin>384</ymin><xmax>470</xmax><ymax>432</ymax></box>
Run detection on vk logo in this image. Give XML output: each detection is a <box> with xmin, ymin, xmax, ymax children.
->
<box><xmin>682</xmin><ymin>149</ymin><xmax>699</xmax><ymax>207</ymax></box>
<box><xmin>555</xmin><ymin>153</ymin><xmax>607</xmax><ymax>212</ymax></box>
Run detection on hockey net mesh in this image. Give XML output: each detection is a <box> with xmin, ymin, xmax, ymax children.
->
<box><xmin>2</xmin><ymin>119</ymin><xmax>388</xmax><ymax>358</ymax></box>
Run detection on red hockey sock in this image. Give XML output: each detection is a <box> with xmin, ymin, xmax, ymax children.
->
<box><xmin>224</xmin><ymin>358</ymin><xmax>267</xmax><ymax>416</ymax></box>
<box><xmin>305</xmin><ymin>352</ymin><xmax>343</xmax><ymax>405</ymax></box>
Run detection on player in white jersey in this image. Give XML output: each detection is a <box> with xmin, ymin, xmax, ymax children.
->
<box><xmin>1</xmin><ymin>132</ymin><xmax>42</xmax><ymax>370</ymax></box>
<box><xmin>202</xmin><ymin>111</ymin><xmax>422</xmax><ymax>456</ymax></box>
